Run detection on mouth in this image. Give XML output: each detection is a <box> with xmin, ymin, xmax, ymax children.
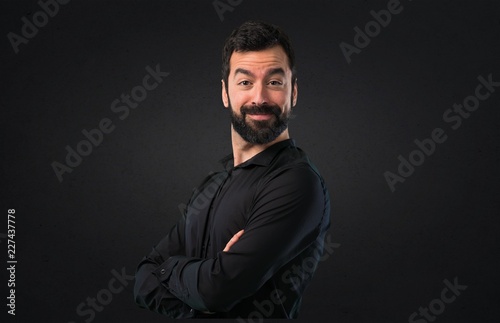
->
<box><xmin>247</xmin><ymin>113</ymin><xmax>274</xmax><ymax>121</ymax></box>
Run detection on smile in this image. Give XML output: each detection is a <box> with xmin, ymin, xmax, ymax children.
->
<box><xmin>247</xmin><ymin>114</ymin><xmax>274</xmax><ymax>121</ymax></box>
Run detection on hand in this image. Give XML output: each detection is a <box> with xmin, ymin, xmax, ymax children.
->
<box><xmin>223</xmin><ymin>229</ymin><xmax>244</xmax><ymax>252</ymax></box>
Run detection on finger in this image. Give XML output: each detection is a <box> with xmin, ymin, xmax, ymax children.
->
<box><xmin>223</xmin><ymin>229</ymin><xmax>245</xmax><ymax>252</ymax></box>
<box><xmin>229</xmin><ymin>230</ymin><xmax>244</xmax><ymax>245</ymax></box>
<box><xmin>234</xmin><ymin>229</ymin><xmax>245</xmax><ymax>238</ymax></box>
<box><xmin>223</xmin><ymin>235</ymin><xmax>237</xmax><ymax>252</ymax></box>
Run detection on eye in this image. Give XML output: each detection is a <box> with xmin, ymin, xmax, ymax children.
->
<box><xmin>268</xmin><ymin>80</ymin><xmax>283</xmax><ymax>86</ymax></box>
<box><xmin>238</xmin><ymin>80</ymin><xmax>251</xmax><ymax>86</ymax></box>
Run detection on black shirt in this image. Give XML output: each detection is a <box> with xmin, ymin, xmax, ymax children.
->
<box><xmin>134</xmin><ymin>139</ymin><xmax>331</xmax><ymax>319</ymax></box>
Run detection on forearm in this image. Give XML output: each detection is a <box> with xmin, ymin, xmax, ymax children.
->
<box><xmin>162</xmin><ymin>225</ymin><xmax>322</xmax><ymax>312</ymax></box>
<box><xmin>134</xmin><ymin>249</ymin><xmax>195</xmax><ymax>318</ymax></box>
<box><xmin>134</xmin><ymin>218</ymin><xmax>191</xmax><ymax>317</ymax></box>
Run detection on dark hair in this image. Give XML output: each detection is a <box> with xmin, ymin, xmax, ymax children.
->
<box><xmin>222</xmin><ymin>20</ymin><xmax>297</xmax><ymax>88</ymax></box>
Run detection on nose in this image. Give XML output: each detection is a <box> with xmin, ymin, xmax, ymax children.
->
<box><xmin>251</xmin><ymin>83</ymin><xmax>269</xmax><ymax>106</ymax></box>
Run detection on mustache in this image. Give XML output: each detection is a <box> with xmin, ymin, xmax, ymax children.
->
<box><xmin>240</xmin><ymin>104</ymin><xmax>282</xmax><ymax>117</ymax></box>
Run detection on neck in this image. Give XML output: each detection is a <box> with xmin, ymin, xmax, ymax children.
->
<box><xmin>231</xmin><ymin>127</ymin><xmax>290</xmax><ymax>167</ymax></box>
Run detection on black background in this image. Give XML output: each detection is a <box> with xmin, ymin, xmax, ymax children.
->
<box><xmin>1</xmin><ymin>0</ymin><xmax>500</xmax><ymax>322</ymax></box>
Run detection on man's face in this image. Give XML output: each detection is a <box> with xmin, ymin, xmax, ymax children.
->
<box><xmin>222</xmin><ymin>45</ymin><xmax>298</xmax><ymax>144</ymax></box>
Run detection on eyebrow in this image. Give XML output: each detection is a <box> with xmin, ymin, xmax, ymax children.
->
<box><xmin>233</xmin><ymin>67</ymin><xmax>286</xmax><ymax>78</ymax></box>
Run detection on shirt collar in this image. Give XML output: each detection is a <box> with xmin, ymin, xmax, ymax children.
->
<box><xmin>219</xmin><ymin>139</ymin><xmax>296</xmax><ymax>170</ymax></box>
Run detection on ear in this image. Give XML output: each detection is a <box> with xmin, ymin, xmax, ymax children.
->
<box><xmin>222</xmin><ymin>80</ymin><xmax>229</xmax><ymax>108</ymax></box>
<box><xmin>292</xmin><ymin>79</ymin><xmax>298</xmax><ymax>107</ymax></box>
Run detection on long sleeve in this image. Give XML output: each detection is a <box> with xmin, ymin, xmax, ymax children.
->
<box><xmin>133</xmin><ymin>213</ymin><xmax>194</xmax><ymax>318</ymax></box>
<box><xmin>133</xmin><ymin>171</ymin><xmax>226</xmax><ymax>318</ymax></box>
<box><xmin>157</xmin><ymin>165</ymin><xmax>329</xmax><ymax>312</ymax></box>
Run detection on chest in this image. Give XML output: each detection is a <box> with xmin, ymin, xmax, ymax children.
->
<box><xmin>184</xmin><ymin>168</ymin><xmax>264</xmax><ymax>257</ymax></box>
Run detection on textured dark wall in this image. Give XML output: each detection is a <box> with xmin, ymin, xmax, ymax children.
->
<box><xmin>1</xmin><ymin>1</ymin><xmax>500</xmax><ymax>322</ymax></box>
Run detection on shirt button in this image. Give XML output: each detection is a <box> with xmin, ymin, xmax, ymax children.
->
<box><xmin>160</xmin><ymin>269</ymin><xmax>166</xmax><ymax>275</ymax></box>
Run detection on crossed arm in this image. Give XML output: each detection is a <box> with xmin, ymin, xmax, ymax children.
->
<box><xmin>134</xmin><ymin>166</ymin><xmax>327</xmax><ymax>317</ymax></box>
<box><xmin>134</xmin><ymin>224</ymin><xmax>245</xmax><ymax>318</ymax></box>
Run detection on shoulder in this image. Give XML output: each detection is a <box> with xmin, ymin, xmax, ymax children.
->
<box><xmin>259</xmin><ymin>146</ymin><xmax>327</xmax><ymax>195</ymax></box>
<box><xmin>267</xmin><ymin>145</ymin><xmax>324</xmax><ymax>183</ymax></box>
<box><xmin>251</xmin><ymin>148</ymin><xmax>330</xmax><ymax>222</ymax></box>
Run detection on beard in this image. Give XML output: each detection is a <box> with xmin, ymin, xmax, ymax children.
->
<box><xmin>229</xmin><ymin>101</ymin><xmax>290</xmax><ymax>145</ymax></box>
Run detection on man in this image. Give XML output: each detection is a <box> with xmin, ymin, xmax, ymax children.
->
<box><xmin>134</xmin><ymin>20</ymin><xmax>331</xmax><ymax>319</ymax></box>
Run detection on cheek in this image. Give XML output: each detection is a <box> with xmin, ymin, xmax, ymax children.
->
<box><xmin>227</xmin><ymin>88</ymin><xmax>240</xmax><ymax>103</ymax></box>
<box><xmin>271</xmin><ymin>92</ymin><xmax>291</xmax><ymax>109</ymax></box>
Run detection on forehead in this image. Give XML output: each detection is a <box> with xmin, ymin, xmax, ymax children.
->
<box><xmin>229</xmin><ymin>45</ymin><xmax>290</xmax><ymax>76</ymax></box>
